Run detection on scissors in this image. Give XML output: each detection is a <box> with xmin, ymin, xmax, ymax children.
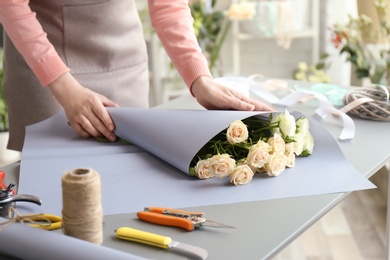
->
<box><xmin>27</xmin><ymin>214</ymin><xmax>62</xmax><ymax>230</ymax></box>
<box><xmin>137</xmin><ymin>207</ymin><xmax>234</xmax><ymax>231</ymax></box>
<box><xmin>0</xmin><ymin>171</ymin><xmax>42</xmax><ymax>218</ymax></box>
<box><xmin>0</xmin><ymin>171</ymin><xmax>15</xmax><ymax>194</ymax></box>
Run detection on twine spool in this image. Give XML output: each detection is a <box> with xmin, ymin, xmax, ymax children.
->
<box><xmin>343</xmin><ymin>85</ymin><xmax>390</xmax><ymax>121</ymax></box>
<box><xmin>61</xmin><ymin>168</ymin><xmax>103</xmax><ymax>244</ymax></box>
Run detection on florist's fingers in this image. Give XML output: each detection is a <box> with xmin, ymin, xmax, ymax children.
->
<box><xmin>192</xmin><ymin>76</ymin><xmax>273</xmax><ymax>112</ymax></box>
<box><xmin>95</xmin><ymin>95</ymin><xmax>119</xmax><ymax>132</ymax></box>
<box><xmin>70</xmin><ymin>119</ymin><xmax>92</xmax><ymax>139</ymax></box>
<box><xmin>86</xmin><ymin>112</ymin><xmax>116</xmax><ymax>141</ymax></box>
<box><xmin>225</xmin><ymin>94</ymin><xmax>255</xmax><ymax>111</ymax></box>
<box><xmin>196</xmin><ymin>87</ymin><xmax>247</xmax><ymax>110</ymax></box>
<box><xmin>223</xmin><ymin>89</ymin><xmax>274</xmax><ymax>112</ymax></box>
<box><xmin>77</xmin><ymin>114</ymin><xmax>103</xmax><ymax>137</ymax></box>
<box><xmin>48</xmin><ymin>72</ymin><xmax>118</xmax><ymax>141</ymax></box>
<box><xmin>240</xmin><ymin>95</ymin><xmax>275</xmax><ymax>112</ymax></box>
<box><xmin>68</xmin><ymin>110</ymin><xmax>114</xmax><ymax>141</ymax></box>
<box><xmin>102</xmin><ymin>98</ymin><xmax>120</xmax><ymax>109</ymax></box>
<box><xmin>91</xmin><ymin>103</ymin><xmax>117</xmax><ymax>141</ymax></box>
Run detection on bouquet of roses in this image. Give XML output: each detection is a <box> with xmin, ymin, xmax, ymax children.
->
<box><xmin>189</xmin><ymin>110</ymin><xmax>315</xmax><ymax>186</ymax></box>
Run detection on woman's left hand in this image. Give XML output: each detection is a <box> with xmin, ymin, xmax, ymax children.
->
<box><xmin>191</xmin><ymin>76</ymin><xmax>274</xmax><ymax>112</ymax></box>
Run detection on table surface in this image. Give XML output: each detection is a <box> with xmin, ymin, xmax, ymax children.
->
<box><xmin>2</xmin><ymin>90</ymin><xmax>390</xmax><ymax>260</ymax></box>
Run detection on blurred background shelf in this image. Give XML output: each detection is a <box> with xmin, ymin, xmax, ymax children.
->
<box><xmin>230</xmin><ymin>0</ymin><xmax>320</xmax><ymax>75</ymax></box>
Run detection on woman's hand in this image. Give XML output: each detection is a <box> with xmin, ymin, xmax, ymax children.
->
<box><xmin>48</xmin><ymin>72</ymin><xmax>119</xmax><ymax>141</ymax></box>
<box><xmin>191</xmin><ymin>76</ymin><xmax>274</xmax><ymax>111</ymax></box>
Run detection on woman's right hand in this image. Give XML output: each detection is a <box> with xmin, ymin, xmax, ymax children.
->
<box><xmin>191</xmin><ymin>76</ymin><xmax>274</xmax><ymax>112</ymax></box>
<box><xmin>48</xmin><ymin>72</ymin><xmax>119</xmax><ymax>142</ymax></box>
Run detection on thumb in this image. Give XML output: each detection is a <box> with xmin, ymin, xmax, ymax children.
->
<box><xmin>100</xmin><ymin>96</ymin><xmax>120</xmax><ymax>108</ymax></box>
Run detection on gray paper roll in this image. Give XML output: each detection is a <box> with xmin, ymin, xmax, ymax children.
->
<box><xmin>0</xmin><ymin>218</ymin><xmax>145</xmax><ymax>260</ymax></box>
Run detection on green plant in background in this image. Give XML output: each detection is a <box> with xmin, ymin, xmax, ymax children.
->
<box><xmin>189</xmin><ymin>1</ymin><xmax>256</xmax><ymax>76</ymax></box>
<box><xmin>190</xmin><ymin>0</ymin><xmax>230</xmax><ymax>74</ymax></box>
<box><xmin>0</xmin><ymin>50</ymin><xmax>8</xmax><ymax>132</ymax></box>
<box><xmin>293</xmin><ymin>53</ymin><xmax>332</xmax><ymax>83</ymax></box>
<box><xmin>330</xmin><ymin>0</ymin><xmax>390</xmax><ymax>84</ymax></box>
<box><xmin>139</xmin><ymin>1</ymin><xmax>255</xmax><ymax>77</ymax></box>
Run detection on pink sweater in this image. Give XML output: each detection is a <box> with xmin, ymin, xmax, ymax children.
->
<box><xmin>0</xmin><ymin>0</ymin><xmax>211</xmax><ymax>88</ymax></box>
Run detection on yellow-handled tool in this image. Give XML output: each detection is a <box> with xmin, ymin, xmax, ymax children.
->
<box><xmin>116</xmin><ymin>227</ymin><xmax>208</xmax><ymax>259</ymax></box>
<box><xmin>28</xmin><ymin>214</ymin><xmax>62</xmax><ymax>230</ymax></box>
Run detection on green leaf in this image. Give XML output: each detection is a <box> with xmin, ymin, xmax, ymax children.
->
<box><xmin>356</xmin><ymin>68</ymin><xmax>370</xmax><ymax>79</ymax></box>
<box><xmin>319</xmin><ymin>53</ymin><xmax>329</xmax><ymax>59</ymax></box>
<box><xmin>300</xmin><ymin>150</ymin><xmax>312</xmax><ymax>157</ymax></box>
<box><xmin>315</xmin><ymin>62</ymin><xmax>325</xmax><ymax>70</ymax></box>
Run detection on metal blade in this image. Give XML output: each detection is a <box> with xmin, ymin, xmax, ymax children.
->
<box><xmin>170</xmin><ymin>240</ymin><xmax>208</xmax><ymax>260</ymax></box>
<box><xmin>203</xmin><ymin>220</ymin><xmax>235</xmax><ymax>228</ymax></box>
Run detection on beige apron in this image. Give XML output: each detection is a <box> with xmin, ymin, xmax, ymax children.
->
<box><xmin>3</xmin><ymin>0</ymin><xmax>149</xmax><ymax>151</ymax></box>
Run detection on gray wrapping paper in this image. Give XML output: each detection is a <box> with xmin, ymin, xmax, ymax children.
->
<box><xmin>0</xmin><ymin>218</ymin><xmax>145</xmax><ymax>260</ymax></box>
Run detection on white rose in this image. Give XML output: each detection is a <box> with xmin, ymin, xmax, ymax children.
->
<box><xmin>226</xmin><ymin>120</ymin><xmax>248</xmax><ymax>144</ymax></box>
<box><xmin>301</xmin><ymin>132</ymin><xmax>315</xmax><ymax>156</ymax></box>
<box><xmin>285</xmin><ymin>151</ymin><xmax>296</xmax><ymax>168</ymax></box>
<box><xmin>279</xmin><ymin>110</ymin><xmax>296</xmax><ymax>137</ymax></box>
<box><xmin>229</xmin><ymin>165</ymin><xmax>254</xmax><ymax>185</ymax></box>
<box><xmin>267</xmin><ymin>133</ymin><xmax>285</xmax><ymax>154</ymax></box>
<box><xmin>208</xmin><ymin>154</ymin><xmax>236</xmax><ymax>178</ymax></box>
<box><xmin>270</xmin><ymin>127</ymin><xmax>282</xmax><ymax>136</ymax></box>
<box><xmin>295</xmin><ymin>117</ymin><xmax>309</xmax><ymax>136</ymax></box>
<box><xmin>270</xmin><ymin>114</ymin><xmax>281</xmax><ymax>135</ymax></box>
<box><xmin>271</xmin><ymin>110</ymin><xmax>296</xmax><ymax>138</ymax></box>
<box><xmin>246</xmin><ymin>140</ymin><xmax>272</xmax><ymax>168</ymax></box>
<box><xmin>194</xmin><ymin>159</ymin><xmax>213</xmax><ymax>179</ymax></box>
<box><xmin>292</xmin><ymin>133</ymin><xmax>305</xmax><ymax>156</ymax></box>
<box><xmin>265</xmin><ymin>153</ymin><xmax>287</xmax><ymax>176</ymax></box>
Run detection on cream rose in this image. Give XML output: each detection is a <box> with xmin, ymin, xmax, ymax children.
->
<box><xmin>285</xmin><ymin>151</ymin><xmax>296</xmax><ymax>168</ymax></box>
<box><xmin>256</xmin><ymin>167</ymin><xmax>268</xmax><ymax>174</ymax></box>
<box><xmin>208</xmin><ymin>154</ymin><xmax>236</xmax><ymax>178</ymax></box>
<box><xmin>226</xmin><ymin>120</ymin><xmax>249</xmax><ymax>144</ymax></box>
<box><xmin>194</xmin><ymin>159</ymin><xmax>213</xmax><ymax>179</ymax></box>
<box><xmin>237</xmin><ymin>160</ymin><xmax>258</xmax><ymax>174</ymax></box>
<box><xmin>284</xmin><ymin>142</ymin><xmax>295</xmax><ymax>153</ymax></box>
<box><xmin>267</xmin><ymin>133</ymin><xmax>285</xmax><ymax>154</ymax></box>
<box><xmin>246</xmin><ymin>140</ymin><xmax>272</xmax><ymax>169</ymax></box>
<box><xmin>265</xmin><ymin>153</ymin><xmax>287</xmax><ymax>176</ymax></box>
<box><xmin>229</xmin><ymin>165</ymin><xmax>254</xmax><ymax>185</ymax></box>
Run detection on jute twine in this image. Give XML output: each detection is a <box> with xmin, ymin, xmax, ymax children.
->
<box><xmin>62</xmin><ymin>168</ymin><xmax>103</xmax><ymax>244</ymax></box>
<box><xmin>0</xmin><ymin>207</ymin><xmax>51</xmax><ymax>231</ymax></box>
<box><xmin>343</xmin><ymin>85</ymin><xmax>390</xmax><ymax>121</ymax></box>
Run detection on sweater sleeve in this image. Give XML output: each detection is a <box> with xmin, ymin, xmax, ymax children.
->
<box><xmin>148</xmin><ymin>0</ymin><xmax>212</xmax><ymax>89</ymax></box>
<box><xmin>0</xmin><ymin>0</ymin><xmax>69</xmax><ymax>86</ymax></box>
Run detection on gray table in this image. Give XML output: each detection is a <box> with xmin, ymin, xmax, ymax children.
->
<box><xmin>2</xmin><ymin>92</ymin><xmax>390</xmax><ymax>260</ymax></box>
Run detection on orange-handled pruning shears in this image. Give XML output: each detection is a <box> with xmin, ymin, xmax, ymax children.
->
<box><xmin>0</xmin><ymin>171</ymin><xmax>15</xmax><ymax>194</ymax></box>
<box><xmin>137</xmin><ymin>207</ymin><xmax>234</xmax><ymax>231</ymax></box>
